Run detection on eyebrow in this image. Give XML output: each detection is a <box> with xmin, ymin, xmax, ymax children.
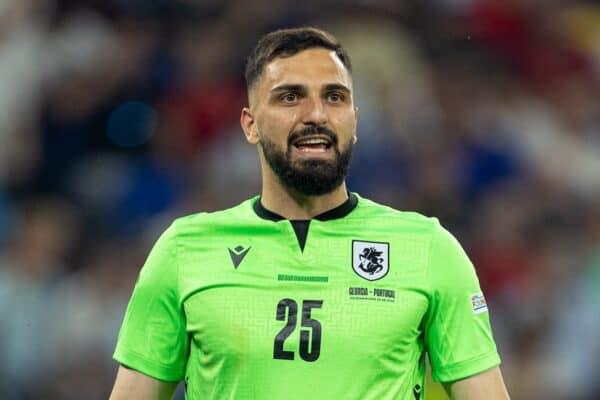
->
<box><xmin>270</xmin><ymin>84</ymin><xmax>306</xmax><ymax>95</ymax></box>
<box><xmin>323</xmin><ymin>83</ymin><xmax>351</xmax><ymax>95</ymax></box>
<box><xmin>270</xmin><ymin>83</ymin><xmax>351</xmax><ymax>95</ymax></box>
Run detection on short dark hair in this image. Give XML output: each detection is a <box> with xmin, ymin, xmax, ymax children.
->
<box><xmin>245</xmin><ymin>27</ymin><xmax>352</xmax><ymax>91</ymax></box>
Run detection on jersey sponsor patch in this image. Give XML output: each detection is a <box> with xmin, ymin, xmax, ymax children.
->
<box><xmin>470</xmin><ymin>292</ymin><xmax>488</xmax><ymax>314</ymax></box>
<box><xmin>352</xmin><ymin>240</ymin><xmax>389</xmax><ymax>281</ymax></box>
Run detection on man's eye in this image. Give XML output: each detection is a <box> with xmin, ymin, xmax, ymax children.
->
<box><xmin>281</xmin><ymin>93</ymin><xmax>298</xmax><ymax>103</ymax></box>
<box><xmin>328</xmin><ymin>92</ymin><xmax>344</xmax><ymax>102</ymax></box>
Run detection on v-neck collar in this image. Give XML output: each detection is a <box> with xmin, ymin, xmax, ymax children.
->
<box><xmin>253</xmin><ymin>193</ymin><xmax>358</xmax><ymax>222</ymax></box>
<box><xmin>252</xmin><ymin>193</ymin><xmax>358</xmax><ymax>252</ymax></box>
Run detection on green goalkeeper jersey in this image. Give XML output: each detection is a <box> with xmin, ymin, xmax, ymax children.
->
<box><xmin>114</xmin><ymin>193</ymin><xmax>500</xmax><ymax>399</ymax></box>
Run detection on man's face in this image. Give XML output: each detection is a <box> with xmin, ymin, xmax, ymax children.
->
<box><xmin>243</xmin><ymin>48</ymin><xmax>357</xmax><ymax>196</ymax></box>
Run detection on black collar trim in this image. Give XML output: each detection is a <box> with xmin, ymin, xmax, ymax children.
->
<box><xmin>253</xmin><ymin>193</ymin><xmax>358</xmax><ymax>222</ymax></box>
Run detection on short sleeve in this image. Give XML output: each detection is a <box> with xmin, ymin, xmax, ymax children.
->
<box><xmin>113</xmin><ymin>223</ymin><xmax>188</xmax><ymax>381</ymax></box>
<box><xmin>423</xmin><ymin>221</ymin><xmax>500</xmax><ymax>382</ymax></box>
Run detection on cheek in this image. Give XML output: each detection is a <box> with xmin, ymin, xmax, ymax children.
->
<box><xmin>332</xmin><ymin>112</ymin><xmax>357</xmax><ymax>141</ymax></box>
<box><xmin>258</xmin><ymin>111</ymin><xmax>296</xmax><ymax>143</ymax></box>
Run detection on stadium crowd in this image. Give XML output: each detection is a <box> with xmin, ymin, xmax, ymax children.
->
<box><xmin>0</xmin><ymin>0</ymin><xmax>599</xmax><ymax>399</ymax></box>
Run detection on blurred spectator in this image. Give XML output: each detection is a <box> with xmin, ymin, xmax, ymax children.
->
<box><xmin>0</xmin><ymin>0</ymin><xmax>49</xmax><ymax>187</ymax></box>
<box><xmin>0</xmin><ymin>196</ymin><xmax>78</xmax><ymax>398</ymax></box>
<box><xmin>1</xmin><ymin>1</ymin><xmax>599</xmax><ymax>399</ymax></box>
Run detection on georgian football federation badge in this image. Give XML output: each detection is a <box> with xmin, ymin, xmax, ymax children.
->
<box><xmin>352</xmin><ymin>240</ymin><xmax>389</xmax><ymax>281</ymax></box>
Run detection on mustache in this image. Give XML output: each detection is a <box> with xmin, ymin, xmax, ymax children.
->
<box><xmin>288</xmin><ymin>126</ymin><xmax>338</xmax><ymax>147</ymax></box>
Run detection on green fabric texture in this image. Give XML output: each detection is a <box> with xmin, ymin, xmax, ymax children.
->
<box><xmin>114</xmin><ymin>194</ymin><xmax>500</xmax><ymax>399</ymax></box>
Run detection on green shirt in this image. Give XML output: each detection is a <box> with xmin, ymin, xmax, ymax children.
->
<box><xmin>114</xmin><ymin>193</ymin><xmax>500</xmax><ymax>399</ymax></box>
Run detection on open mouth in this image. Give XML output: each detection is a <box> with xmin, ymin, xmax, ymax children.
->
<box><xmin>292</xmin><ymin>135</ymin><xmax>333</xmax><ymax>153</ymax></box>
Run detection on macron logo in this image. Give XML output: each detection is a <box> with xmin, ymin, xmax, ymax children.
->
<box><xmin>228</xmin><ymin>246</ymin><xmax>251</xmax><ymax>269</ymax></box>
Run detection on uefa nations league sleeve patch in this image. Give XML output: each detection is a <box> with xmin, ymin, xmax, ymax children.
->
<box><xmin>352</xmin><ymin>240</ymin><xmax>389</xmax><ymax>281</ymax></box>
<box><xmin>470</xmin><ymin>292</ymin><xmax>488</xmax><ymax>314</ymax></box>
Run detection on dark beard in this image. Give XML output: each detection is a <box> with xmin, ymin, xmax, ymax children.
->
<box><xmin>260</xmin><ymin>126</ymin><xmax>353</xmax><ymax>196</ymax></box>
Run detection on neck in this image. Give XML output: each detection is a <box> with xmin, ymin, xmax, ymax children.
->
<box><xmin>260</xmin><ymin>169</ymin><xmax>349</xmax><ymax>220</ymax></box>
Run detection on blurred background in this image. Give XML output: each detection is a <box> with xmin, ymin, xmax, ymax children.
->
<box><xmin>1</xmin><ymin>0</ymin><xmax>599</xmax><ymax>399</ymax></box>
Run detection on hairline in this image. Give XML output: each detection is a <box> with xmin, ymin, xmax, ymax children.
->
<box><xmin>247</xmin><ymin>47</ymin><xmax>351</xmax><ymax>106</ymax></box>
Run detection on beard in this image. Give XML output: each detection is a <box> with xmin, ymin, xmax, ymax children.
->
<box><xmin>259</xmin><ymin>126</ymin><xmax>353</xmax><ymax>196</ymax></box>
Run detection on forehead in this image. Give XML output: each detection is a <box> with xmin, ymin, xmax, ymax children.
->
<box><xmin>262</xmin><ymin>48</ymin><xmax>352</xmax><ymax>90</ymax></box>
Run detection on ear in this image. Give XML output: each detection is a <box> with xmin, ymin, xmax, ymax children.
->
<box><xmin>353</xmin><ymin>106</ymin><xmax>358</xmax><ymax>144</ymax></box>
<box><xmin>240</xmin><ymin>107</ymin><xmax>259</xmax><ymax>144</ymax></box>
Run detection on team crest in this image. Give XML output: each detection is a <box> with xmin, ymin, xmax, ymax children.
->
<box><xmin>352</xmin><ymin>240</ymin><xmax>389</xmax><ymax>281</ymax></box>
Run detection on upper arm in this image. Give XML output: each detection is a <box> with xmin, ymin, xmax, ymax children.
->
<box><xmin>443</xmin><ymin>366</ymin><xmax>510</xmax><ymax>400</ymax></box>
<box><xmin>113</xmin><ymin>223</ymin><xmax>189</xmax><ymax>381</ymax></box>
<box><xmin>424</xmin><ymin>222</ymin><xmax>501</xmax><ymax>381</ymax></box>
<box><xmin>109</xmin><ymin>365</ymin><xmax>179</xmax><ymax>400</ymax></box>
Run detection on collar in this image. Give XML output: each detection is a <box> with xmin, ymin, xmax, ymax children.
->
<box><xmin>253</xmin><ymin>193</ymin><xmax>358</xmax><ymax>222</ymax></box>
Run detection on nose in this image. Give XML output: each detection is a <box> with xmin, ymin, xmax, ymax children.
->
<box><xmin>301</xmin><ymin>95</ymin><xmax>328</xmax><ymax>126</ymax></box>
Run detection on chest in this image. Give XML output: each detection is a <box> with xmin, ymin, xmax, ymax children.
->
<box><xmin>179</xmin><ymin>222</ymin><xmax>431</xmax><ymax>365</ymax></box>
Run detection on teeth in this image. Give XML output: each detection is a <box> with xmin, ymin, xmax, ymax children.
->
<box><xmin>296</xmin><ymin>139</ymin><xmax>328</xmax><ymax>145</ymax></box>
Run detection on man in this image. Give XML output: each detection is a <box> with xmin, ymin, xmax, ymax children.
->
<box><xmin>110</xmin><ymin>27</ymin><xmax>510</xmax><ymax>399</ymax></box>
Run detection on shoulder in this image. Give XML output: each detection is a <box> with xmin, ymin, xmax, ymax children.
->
<box><xmin>170</xmin><ymin>196</ymin><xmax>259</xmax><ymax>235</ymax></box>
<box><xmin>353</xmin><ymin>194</ymin><xmax>442</xmax><ymax>234</ymax></box>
